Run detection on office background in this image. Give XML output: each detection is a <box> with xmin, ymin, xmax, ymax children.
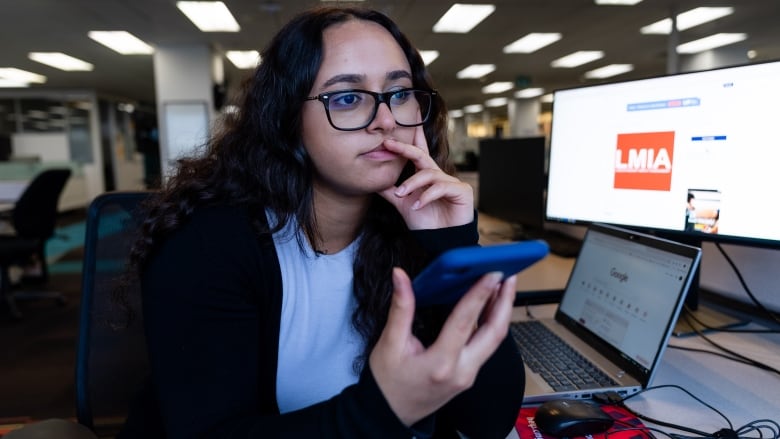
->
<box><xmin>2</xmin><ymin>0</ymin><xmax>778</xmax><ymax>358</ymax></box>
<box><xmin>0</xmin><ymin>0</ymin><xmax>778</xmax><ymax>430</ymax></box>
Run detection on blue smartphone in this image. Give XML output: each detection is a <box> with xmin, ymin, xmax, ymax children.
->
<box><xmin>412</xmin><ymin>240</ymin><xmax>549</xmax><ymax>306</ymax></box>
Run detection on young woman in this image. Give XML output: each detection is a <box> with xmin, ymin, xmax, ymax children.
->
<box><xmin>120</xmin><ymin>6</ymin><xmax>525</xmax><ymax>438</ymax></box>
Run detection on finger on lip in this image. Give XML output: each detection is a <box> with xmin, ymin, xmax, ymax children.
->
<box><xmin>383</xmin><ymin>138</ymin><xmax>418</xmax><ymax>155</ymax></box>
<box><xmin>383</xmin><ymin>138</ymin><xmax>402</xmax><ymax>148</ymax></box>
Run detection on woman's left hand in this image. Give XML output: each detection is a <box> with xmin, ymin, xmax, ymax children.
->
<box><xmin>378</xmin><ymin>125</ymin><xmax>474</xmax><ymax>230</ymax></box>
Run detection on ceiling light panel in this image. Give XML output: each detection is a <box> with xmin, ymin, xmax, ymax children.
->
<box><xmin>515</xmin><ymin>88</ymin><xmax>544</xmax><ymax>98</ymax></box>
<box><xmin>463</xmin><ymin>104</ymin><xmax>484</xmax><ymax>113</ymax></box>
<box><xmin>226</xmin><ymin>50</ymin><xmax>260</xmax><ymax>69</ymax></box>
<box><xmin>176</xmin><ymin>1</ymin><xmax>241</xmax><ymax>32</ymax></box>
<box><xmin>28</xmin><ymin>52</ymin><xmax>94</xmax><ymax>71</ymax></box>
<box><xmin>0</xmin><ymin>79</ymin><xmax>30</xmax><ymax>88</ymax></box>
<box><xmin>482</xmin><ymin>82</ymin><xmax>514</xmax><ymax>94</ymax></box>
<box><xmin>584</xmin><ymin>64</ymin><xmax>634</xmax><ymax>79</ymax></box>
<box><xmin>0</xmin><ymin>67</ymin><xmax>47</xmax><ymax>84</ymax></box>
<box><xmin>456</xmin><ymin>64</ymin><xmax>496</xmax><ymax>79</ymax></box>
<box><xmin>551</xmin><ymin>51</ymin><xmax>604</xmax><ymax>68</ymax></box>
<box><xmin>88</xmin><ymin>31</ymin><xmax>154</xmax><ymax>54</ymax></box>
<box><xmin>595</xmin><ymin>0</ymin><xmax>643</xmax><ymax>5</ymax></box>
<box><xmin>485</xmin><ymin>97</ymin><xmax>508</xmax><ymax>107</ymax></box>
<box><xmin>433</xmin><ymin>4</ymin><xmax>496</xmax><ymax>33</ymax></box>
<box><xmin>419</xmin><ymin>50</ymin><xmax>440</xmax><ymax>66</ymax></box>
<box><xmin>503</xmin><ymin>33</ymin><xmax>562</xmax><ymax>54</ymax></box>
<box><xmin>640</xmin><ymin>7</ymin><xmax>734</xmax><ymax>34</ymax></box>
<box><xmin>677</xmin><ymin>33</ymin><xmax>747</xmax><ymax>54</ymax></box>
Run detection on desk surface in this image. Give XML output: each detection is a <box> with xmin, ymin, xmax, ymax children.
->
<box><xmin>478</xmin><ymin>213</ymin><xmax>576</xmax><ymax>293</ymax></box>
<box><xmin>476</xmin><ymin>214</ymin><xmax>780</xmax><ymax>438</ymax></box>
<box><xmin>507</xmin><ymin>304</ymin><xmax>780</xmax><ymax>438</ymax></box>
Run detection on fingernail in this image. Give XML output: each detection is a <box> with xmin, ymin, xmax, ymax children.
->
<box><xmin>411</xmin><ymin>200</ymin><xmax>421</xmax><ymax>210</ymax></box>
<box><xmin>395</xmin><ymin>185</ymin><xmax>407</xmax><ymax>196</ymax></box>
<box><xmin>487</xmin><ymin>271</ymin><xmax>504</xmax><ymax>284</ymax></box>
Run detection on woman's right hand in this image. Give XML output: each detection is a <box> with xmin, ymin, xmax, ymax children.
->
<box><xmin>368</xmin><ymin>267</ymin><xmax>517</xmax><ymax>426</ymax></box>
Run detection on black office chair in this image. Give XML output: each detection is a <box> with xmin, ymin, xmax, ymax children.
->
<box><xmin>0</xmin><ymin>168</ymin><xmax>71</xmax><ymax>319</ymax></box>
<box><xmin>75</xmin><ymin>190</ymin><xmax>153</xmax><ymax>436</ymax></box>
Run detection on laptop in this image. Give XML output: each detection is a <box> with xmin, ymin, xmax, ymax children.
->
<box><xmin>511</xmin><ymin>223</ymin><xmax>701</xmax><ymax>404</ymax></box>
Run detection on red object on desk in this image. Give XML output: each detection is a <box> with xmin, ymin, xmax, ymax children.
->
<box><xmin>515</xmin><ymin>404</ymin><xmax>648</xmax><ymax>439</ymax></box>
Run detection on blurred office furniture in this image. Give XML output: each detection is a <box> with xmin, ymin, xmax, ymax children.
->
<box><xmin>75</xmin><ymin>191</ymin><xmax>152</xmax><ymax>436</ymax></box>
<box><xmin>477</xmin><ymin>137</ymin><xmax>582</xmax><ymax>257</ymax></box>
<box><xmin>0</xmin><ymin>161</ymin><xmax>89</xmax><ymax>211</ymax></box>
<box><xmin>0</xmin><ymin>135</ymin><xmax>11</xmax><ymax>161</ymax></box>
<box><xmin>0</xmin><ymin>168</ymin><xmax>71</xmax><ymax>319</ymax></box>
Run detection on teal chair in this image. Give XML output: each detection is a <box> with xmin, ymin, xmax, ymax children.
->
<box><xmin>75</xmin><ymin>190</ymin><xmax>153</xmax><ymax>437</ymax></box>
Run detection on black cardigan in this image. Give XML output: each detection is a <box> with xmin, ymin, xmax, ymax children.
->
<box><xmin>120</xmin><ymin>204</ymin><xmax>525</xmax><ymax>438</ymax></box>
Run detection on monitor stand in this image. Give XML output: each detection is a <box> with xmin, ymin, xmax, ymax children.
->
<box><xmin>672</xmin><ymin>245</ymin><xmax>749</xmax><ymax>337</ymax></box>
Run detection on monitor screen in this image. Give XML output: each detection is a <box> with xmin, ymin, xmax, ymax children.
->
<box><xmin>478</xmin><ymin>136</ymin><xmax>546</xmax><ymax>231</ymax></box>
<box><xmin>546</xmin><ymin>60</ymin><xmax>780</xmax><ymax>249</ymax></box>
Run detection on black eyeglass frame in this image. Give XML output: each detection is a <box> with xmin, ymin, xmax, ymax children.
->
<box><xmin>304</xmin><ymin>88</ymin><xmax>437</xmax><ymax>131</ymax></box>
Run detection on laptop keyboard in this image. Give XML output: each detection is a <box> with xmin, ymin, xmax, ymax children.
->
<box><xmin>510</xmin><ymin>320</ymin><xmax>617</xmax><ymax>392</ymax></box>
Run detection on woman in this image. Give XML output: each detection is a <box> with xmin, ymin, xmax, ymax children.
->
<box><xmin>120</xmin><ymin>6</ymin><xmax>524</xmax><ymax>438</ymax></box>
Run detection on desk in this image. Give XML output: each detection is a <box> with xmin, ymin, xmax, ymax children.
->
<box><xmin>477</xmin><ymin>214</ymin><xmax>780</xmax><ymax>437</ymax></box>
<box><xmin>0</xmin><ymin>180</ymin><xmax>28</xmax><ymax>204</ymax></box>
<box><xmin>0</xmin><ymin>163</ymin><xmax>90</xmax><ymax>211</ymax></box>
<box><xmin>506</xmin><ymin>303</ymin><xmax>780</xmax><ymax>438</ymax></box>
<box><xmin>478</xmin><ymin>213</ymin><xmax>576</xmax><ymax>292</ymax></box>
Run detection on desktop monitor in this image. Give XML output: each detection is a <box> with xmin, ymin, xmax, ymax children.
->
<box><xmin>545</xmin><ymin>59</ymin><xmax>780</xmax><ymax>332</ymax></box>
<box><xmin>478</xmin><ymin>136</ymin><xmax>546</xmax><ymax>232</ymax></box>
<box><xmin>478</xmin><ymin>136</ymin><xmax>583</xmax><ymax>257</ymax></box>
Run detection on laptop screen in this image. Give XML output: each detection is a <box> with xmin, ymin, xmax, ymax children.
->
<box><xmin>558</xmin><ymin>226</ymin><xmax>698</xmax><ymax>373</ymax></box>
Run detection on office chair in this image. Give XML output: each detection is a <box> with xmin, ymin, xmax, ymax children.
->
<box><xmin>0</xmin><ymin>168</ymin><xmax>71</xmax><ymax>319</ymax></box>
<box><xmin>75</xmin><ymin>190</ymin><xmax>153</xmax><ymax>436</ymax></box>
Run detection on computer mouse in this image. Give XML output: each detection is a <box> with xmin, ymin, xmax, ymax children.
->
<box><xmin>533</xmin><ymin>399</ymin><xmax>614</xmax><ymax>437</ymax></box>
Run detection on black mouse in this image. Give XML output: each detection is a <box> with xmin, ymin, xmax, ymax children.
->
<box><xmin>533</xmin><ymin>399</ymin><xmax>614</xmax><ymax>437</ymax></box>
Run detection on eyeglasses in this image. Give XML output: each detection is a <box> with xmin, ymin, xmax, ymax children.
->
<box><xmin>305</xmin><ymin>88</ymin><xmax>436</xmax><ymax>131</ymax></box>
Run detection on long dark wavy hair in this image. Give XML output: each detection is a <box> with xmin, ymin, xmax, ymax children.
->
<box><xmin>127</xmin><ymin>6</ymin><xmax>453</xmax><ymax>364</ymax></box>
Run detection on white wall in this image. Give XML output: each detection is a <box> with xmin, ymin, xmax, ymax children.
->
<box><xmin>153</xmin><ymin>44</ymin><xmax>216</xmax><ymax>180</ymax></box>
<box><xmin>11</xmin><ymin>132</ymin><xmax>69</xmax><ymax>161</ymax></box>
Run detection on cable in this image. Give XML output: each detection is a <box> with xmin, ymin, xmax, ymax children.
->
<box><xmin>714</xmin><ymin>242</ymin><xmax>780</xmax><ymax>326</ymax></box>
<box><xmin>596</xmin><ymin>385</ymin><xmax>779</xmax><ymax>439</ymax></box>
<box><xmin>595</xmin><ymin>385</ymin><xmax>733</xmax><ymax>438</ymax></box>
<box><xmin>624</xmin><ymin>385</ymin><xmax>734</xmax><ymax>429</ymax></box>
<box><xmin>678</xmin><ymin>313</ymin><xmax>780</xmax><ymax>377</ymax></box>
<box><xmin>667</xmin><ymin>345</ymin><xmax>759</xmax><ymax>366</ymax></box>
<box><xmin>523</xmin><ymin>303</ymin><xmax>536</xmax><ymax>319</ymax></box>
<box><xmin>681</xmin><ymin>305</ymin><xmax>779</xmax><ymax>335</ymax></box>
<box><xmin>666</xmin><ymin>345</ymin><xmax>766</xmax><ymax>368</ymax></box>
<box><xmin>736</xmin><ymin>419</ymin><xmax>780</xmax><ymax>439</ymax></box>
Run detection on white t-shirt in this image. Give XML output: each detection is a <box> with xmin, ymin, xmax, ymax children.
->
<box><xmin>272</xmin><ymin>217</ymin><xmax>364</xmax><ymax>413</ymax></box>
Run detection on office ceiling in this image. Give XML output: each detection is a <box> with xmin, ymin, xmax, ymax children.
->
<box><xmin>2</xmin><ymin>0</ymin><xmax>779</xmax><ymax>115</ymax></box>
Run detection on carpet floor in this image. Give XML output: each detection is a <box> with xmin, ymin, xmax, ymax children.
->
<box><xmin>0</xmin><ymin>209</ymin><xmax>87</xmax><ymax>422</ymax></box>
